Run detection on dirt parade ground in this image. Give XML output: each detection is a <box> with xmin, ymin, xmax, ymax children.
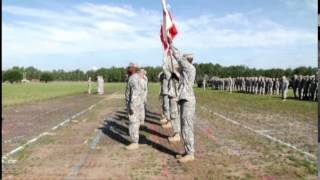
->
<box><xmin>2</xmin><ymin>83</ymin><xmax>317</xmax><ymax>179</ymax></box>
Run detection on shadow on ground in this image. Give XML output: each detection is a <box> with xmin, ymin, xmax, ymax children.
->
<box><xmin>99</xmin><ymin>109</ymin><xmax>182</xmax><ymax>157</ymax></box>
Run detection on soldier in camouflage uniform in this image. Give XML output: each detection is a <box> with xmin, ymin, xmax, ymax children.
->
<box><xmin>241</xmin><ymin>77</ymin><xmax>246</xmax><ymax>93</ymax></box>
<box><xmin>159</xmin><ymin>72</ymin><xmax>170</xmax><ymax>124</ymax></box>
<box><xmin>97</xmin><ymin>76</ymin><xmax>104</xmax><ymax>95</ymax></box>
<box><xmin>310</xmin><ymin>75</ymin><xmax>317</xmax><ymax>101</ymax></box>
<box><xmin>298</xmin><ymin>75</ymin><xmax>304</xmax><ymax>100</ymax></box>
<box><xmin>228</xmin><ymin>77</ymin><xmax>233</xmax><ymax>93</ymax></box>
<box><xmin>166</xmin><ymin>65</ymin><xmax>182</xmax><ymax>142</ymax></box>
<box><xmin>303</xmin><ymin>76</ymin><xmax>311</xmax><ymax>100</ymax></box>
<box><xmin>275</xmin><ymin>78</ymin><xmax>280</xmax><ymax>96</ymax></box>
<box><xmin>281</xmin><ymin>76</ymin><xmax>289</xmax><ymax>101</ymax></box>
<box><xmin>139</xmin><ymin>69</ymin><xmax>148</xmax><ymax>125</ymax></box>
<box><xmin>259</xmin><ymin>77</ymin><xmax>266</xmax><ymax>95</ymax></box>
<box><xmin>292</xmin><ymin>74</ymin><xmax>299</xmax><ymax>99</ymax></box>
<box><xmin>125</xmin><ymin>63</ymin><xmax>144</xmax><ymax>150</ymax></box>
<box><xmin>253</xmin><ymin>77</ymin><xmax>259</xmax><ymax>95</ymax></box>
<box><xmin>170</xmin><ymin>44</ymin><xmax>196</xmax><ymax>163</ymax></box>
<box><xmin>267</xmin><ymin>78</ymin><xmax>273</xmax><ymax>95</ymax></box>
<box><xmin>87</xmin><ymin>77</ymin><xmax>92</xmax><ymax>94</ymax></box>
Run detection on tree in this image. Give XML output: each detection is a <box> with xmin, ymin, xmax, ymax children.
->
<box><xmin>3</xmin><ymin>70</ymin><xmax>23</xmax><ymax>83</ymax></box>
<box><xmin>40</xmin><ymin>72</ymin><xmax>53</xmax><ymax>83</ymax></box>
<box><xmin>25</xmin><ymin>66</ymin><xmax>41</xmax><ymax>80</ymax></box>
<box><xmin>2</xmin><ymin>70</ymin><xmax>5</xmax><ymax>82</ymax></box>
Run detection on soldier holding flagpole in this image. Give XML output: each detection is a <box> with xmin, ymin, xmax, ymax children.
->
<box><xmin>160</xmin><ymin>0</ymin><xmax>196</xmax><ymax>163</ymax></box>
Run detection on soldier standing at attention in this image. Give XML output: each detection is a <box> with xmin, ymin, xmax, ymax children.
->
<box><xmin>310</xmin><ymin>75</ymin><xmax>317</xmax><ymax>101</ymax></box>
<box><xmin>298</xmin><ymin>75</ymin><xmax>304</xmax><ymax>100</ymax></box>
<box><xmin>269</xmin><ymin>78</ymin><xmax>274</xmax><ymax>95</ymax></box>
<box><xmin>292</xmin><ymin>74</ymin><xmax>298</xmax><ymax>99</ymax></box>
<box><xmin>159</xmin><ymin>72</ymin><xmax>170</xmax><ymax>124</ymax></box>
<box><xmin>87</xmin><ymin>77</ymin><xmax>92</xmax><ymax>94</ymax></box>
<box><xmin>228</xmin><ymin>77</ymin><xmax>233</xmax><ymax>93</ymax></box>
<box><xmin>166</xmin><ymin>65</ymin><xmax>181</xmax><ymax>142</ymax></box>
<box><xmin>170</xmin><ymin>43</ymin><xmax>196</xmax><ymax>163</ymax></box>
<box><xmin>125</xmin><ymin>63</ymin><xmax>144</xmax><ymax>150</ymax></box>
<box><xmin>275</xmin><ymin>78</ymin><xmax>280</xmax><ymax>96</ymax></box>
<box><xmin>139</xmin><ymin>69</ymin><xmax>148</xmax><ymax>125</ymax></box>
<box><xmin>281</xmin><ymin>76</ymin><xmax>289</xmax><ymax>101</ymax></box>
<box><xmin>254</xmin><ymin>77</ymin><xmax>259</xmax><ymax>95</ymax></box>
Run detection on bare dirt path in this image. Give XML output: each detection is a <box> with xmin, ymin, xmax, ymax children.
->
<box><xmin>2</xmin><ymin>93</ymin><xmax>102</xmax><ymax>155</ymax></box>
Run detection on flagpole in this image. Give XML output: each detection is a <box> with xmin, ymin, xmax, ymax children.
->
<box><xmin>169</xmin><ymin>48</ymin><xmax>174</xmax><ymax>73</ymax></box>
<box><xmin>161</xmin><ymin>0</ymin><xmax>174</xmax><ymax>73</ymax></box>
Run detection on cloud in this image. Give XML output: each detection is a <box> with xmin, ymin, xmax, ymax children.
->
<box><xmin>2</xmin><ymin>3</ymin><xmax>316</xmax><ymax>66</ymax></box>
<box><xmin>76</xmin><ymin>3</ymin><xmax>136</xmax><ymax>17</ymax></box>
<box><xmin>175</xmin><ymin>12</ymin><xmax>315</xmax><ymax>50</ymax></box>
<box><xmin>279</xmin><ymin>0</ymin><xmax>317</xmax><ymax>10</ymax></box>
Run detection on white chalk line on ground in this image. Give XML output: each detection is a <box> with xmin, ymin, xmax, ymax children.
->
<box><xmin>65</xmin><ymin>112</ymin><xmax>117</xmax><ymax>179</ymax></box>
<box><xmin>199</xmin><ymin>106</ymin><xmax>317</xmax><ymax>160</ymax></box>
<box><xmin>4</xmin><ymin>106</ymin><xmax>68</xmax><ymax>144</ymax></box>
<box><xmin>64</xmin><ymin>131</ymin><xmax>102</xmax><ymax>180</ymax></box>
<box><xmin>1</xmin><ymin>92</ymin><xmax>120</xmax><ymax>163</ymax></box>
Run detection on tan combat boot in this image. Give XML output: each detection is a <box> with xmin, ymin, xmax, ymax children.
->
<box><xmin>168</xmin><ymin>133</ymin><xmax>181</xmax><ymax>142</ymax></box>
<box><xmin>162</xmin><ymin>121</ymin><xmax>172</xmax><ymax>129</ymax></box>
<box><xmin>160</xmin><ymin>118</ymin><xmax>168</xmax><ymax>124</ymax></box>
<box><xmin>178</xmin><ymin>154</ymin><xmax>195</xmax><ymax>163</ymax></box>
<box><xmin>125</xmin><ymin>143</ymin><xmax>139</xmax><ymax>150</ymax></box>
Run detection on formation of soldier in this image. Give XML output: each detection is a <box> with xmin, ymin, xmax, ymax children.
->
<box><xmin>291</xmin><ymin>75</ymin><xmax>318</xmax><ymax>101</ymax></box>
<box><xmin>208</xmin><ymin>75</ymin><xmax>317</xmax><ymax>101</ymax></box>
<box><xmin>159</xmin><ymin>43</ymin><xmax>196</xmax><ymax>163</ymax></box>
<box><xmin>124</xmin><ymin>43</ymin><xmax>196</xmax><ymax>163</ymax></box>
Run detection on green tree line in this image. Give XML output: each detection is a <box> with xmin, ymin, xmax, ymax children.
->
<box><xmin>2</xmin><ymin>64</ymin><xmax>317</xmax><ymax>83</ymax></box>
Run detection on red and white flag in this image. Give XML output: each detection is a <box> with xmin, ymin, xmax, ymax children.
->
<box><xmin>160</xmin><ymin>0</ymin><xmax>178</xmax><ymax>51</ymax></box>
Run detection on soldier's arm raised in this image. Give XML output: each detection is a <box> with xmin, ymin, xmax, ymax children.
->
<box><xmin>169</xmin><ymin>44</ymin><xmax>181</xmax><ymax>62</ymax></box>
<box><xmin>169</xmin><ymin>43</ymin><xmax>192</xmax><ymax>71</ymax></box>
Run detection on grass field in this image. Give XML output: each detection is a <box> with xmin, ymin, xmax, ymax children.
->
<box><xmin>2</xmin><ymin>82</ymin><xmax>125</xmax><ymax>107</ymax></box>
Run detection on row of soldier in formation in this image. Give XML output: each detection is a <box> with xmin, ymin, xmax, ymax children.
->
<box><xmin>206</xmin><ymin>75</ymin><xmax>318</xmax><ymax>101</ymax></box>
<box><xmin>125</xmin><ymin>43</ymin><xmax>196</xmax><ymax>163</ymax></box>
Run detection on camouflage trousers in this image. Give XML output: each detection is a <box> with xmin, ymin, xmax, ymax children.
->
<box><xmin>161</xmin><ymin>95</ymin><xmax>170</xmax><ymax>120</ymax></box>
<box><xmin>140</xmin><ymin>103</ymin><xmax>147</xmax><ymax>124</ymax></box>
<box><xmin>282</xmin><ymin>88</ymin><xmax>288</xmax><ymax>100</ymax></box>
<box><xmin>169</xmin><ymin>97</ymin><xmax>180</xmax><ymax>134</ymax></box>
<box><xmin>179</xmin><ymin>99</ymin><xmax>195</xmax><ymax>155</ymax></box>
<box><xmin>293</xmin><ymin>87</ymin><xmax>298</xmax><ymax>98</ymax></box>
<box><xmin>128</xmin><ymin>105</ymin><xmax>144</xmax><ymax>143</ymax></box>
<box><xmin>298</xmin><ymin>88</ymin><xmax>303</xmax><ymax>99</ymax></box>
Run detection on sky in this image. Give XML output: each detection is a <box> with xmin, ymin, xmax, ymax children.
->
<box><xmin>2</xmin><ymin>0</ymin><xmax>318</xmax><ymax>71</ymax></box>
